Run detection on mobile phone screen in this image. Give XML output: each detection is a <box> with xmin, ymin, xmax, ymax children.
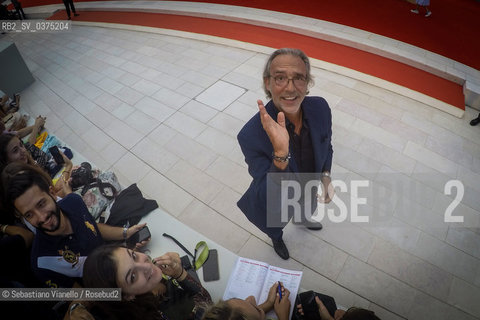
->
<box><xmin>49</xmin><ymin>146</ymin><xmax>65</xmax><ymax>165</ymax></box>
<box><xmin>126</xmin><ymin>226</ymin><xmax>151</xmax><ymax>248</ymax></box>
<box><xmin>202</xmin><ymin>249</ymin><xmax>220</xmax><ymax>282</ymax></box>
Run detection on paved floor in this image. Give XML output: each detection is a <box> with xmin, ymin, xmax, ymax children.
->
<box><xmin>26</xmin><ymin>0</ymin><xmax>480</xmax><ymax>116</ymax></box>
<box><xmin>4</xmin><ymin>20</ymin><xmax>480</xmax><ymax>320</ymax></box>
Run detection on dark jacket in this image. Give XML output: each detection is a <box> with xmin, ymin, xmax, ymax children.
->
<box><xmin>237</xmin><ymin>96</ymin><xmax>333</xmax><ymax>239</ymax></box>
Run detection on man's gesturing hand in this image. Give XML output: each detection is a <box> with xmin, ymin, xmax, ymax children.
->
<box><xmin>258</xmin><ymin>100</ymin><xmax>289</xmax><ymax>158</ymax></box>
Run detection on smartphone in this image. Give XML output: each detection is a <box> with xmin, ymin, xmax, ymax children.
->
<box><xmin>180</xmin><ymin>255</ymin><xmax>193</xmax><ymax>270</ymax></box>
<box><xmin>49</xmin><ymin>146</ymin><xmax>65</xmax><ymax>165</ymax></box>
<box><xmin>202</xmin><ymin>249</ymin><xmax>219</xmax><ymax>282</ymax></box>
<box><xmin>126</xmin><ymin>226</ymin><xmax>151</xmax><ymax>248</ymax></box>
<box><xmin>181</xmin><ymin>255</ymin><xmax>200</xmax><ymax>283</ymax></box>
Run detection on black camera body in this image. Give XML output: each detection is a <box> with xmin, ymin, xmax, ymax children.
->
<box><xmin>70</xmin><ymin>162</ymin><xmax>94</xmax><ymax>190</ymax></box>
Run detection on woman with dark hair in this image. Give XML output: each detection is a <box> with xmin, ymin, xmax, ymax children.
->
<box><xmin>0</xmin><ymin>133</ymin><xmax>37</xmax><ymax>168</ymax></box>
<box><xmin>0</xmin><ymin>130</ymin><xmax>72</xmax><ymax>184</ymax></box>
<box><xmin>78</xmin><ymin>243</ymin><xmax>212</xmax><ymax>320</ymax></box>
<box><xmin>0</xmin><ymin>133</ymin><xmax>73</xmax><ymax>213</ymax></box>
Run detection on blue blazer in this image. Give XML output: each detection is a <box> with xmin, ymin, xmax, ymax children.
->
<box><xmin>237</xmin><ymin>96</ymin><xmax>333</xmax><ymax>239</ymax></box>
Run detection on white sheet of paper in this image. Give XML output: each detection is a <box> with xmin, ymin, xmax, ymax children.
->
<box><xmin>223</xmin><ymin>257</ymin><xmax>269</xmax><ymax>301</ymax></box>
<box><xmin>223</xmin><ymin>257</ymin><xmax>302</xmax><ymax>320</ymax></box>
<box><xmin>258</xmin><ymin>265</ymin><xmax>303</xmax><ymax>320</ymax></box>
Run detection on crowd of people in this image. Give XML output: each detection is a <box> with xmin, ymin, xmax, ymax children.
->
<box><xmin>0</xmin><ymin>49</ymin><xmax>383</xmax><ymax>320</ymax></box>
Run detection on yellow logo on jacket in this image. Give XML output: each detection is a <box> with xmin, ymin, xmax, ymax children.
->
<box><xmin>58</xmin><ymin>246</ymin><xmax>80</xmax><ymax>268</ymax></box>
<box><xmin>84</xmin><ymin>221</ymin><xmax>97</xmax><ymax>236</ymax></box>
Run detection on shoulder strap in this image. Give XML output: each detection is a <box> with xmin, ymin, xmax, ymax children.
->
<box><xmin>163</xmin><ymin>233</ymin><xmax>194</xmax><ymax>257</ymax></box>
<box><xmin>80</xmin><ymin>179</ymin><xmax>116</xmax><ymax>200</ymax></box>
<box><xmin>95</xmin><ymin>178</ymin><xmax>117</xmax><ymax>200</ymax></box>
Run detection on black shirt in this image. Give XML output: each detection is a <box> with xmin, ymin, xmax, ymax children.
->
<box><xmin>286</xmin><ymin>113</ymin><xmax>315</xmax><ymax>173</ymax></box>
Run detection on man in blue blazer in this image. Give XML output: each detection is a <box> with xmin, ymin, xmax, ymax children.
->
<box><xmin>237</xmin><ymin>48</ymin><xmax>334</xmax><ymax>259</ymax></box>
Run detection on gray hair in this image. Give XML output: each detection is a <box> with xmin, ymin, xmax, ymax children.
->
<box><xmin>262</xmin><ymin>48</ymin><xmax>314</xmax><ymax>99</ymax></box>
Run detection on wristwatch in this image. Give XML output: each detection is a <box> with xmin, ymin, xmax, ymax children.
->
<box><xmin>322</xmin><ymin>171</ymin><xmax>330</xmax><ymax>178</ymax></box>
<box><xmin>69</xmin><ymin>302</ymin><xmax>84</xmax><ymax>317</ymax></box>
<box><xmin>272</xmin><ymin>152</ymin><xmax>291</xmax><ymax>163</ymax></box>
<box><xmin>123</xmin><ymin>226</ymin><xmax>128</xmax><ymax>240</ymax></box>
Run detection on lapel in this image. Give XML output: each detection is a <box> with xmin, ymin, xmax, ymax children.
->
<box><xmin>302</xmin><ymin>100</ymin><xmax>325</xmax><ymax>172</ymax></box>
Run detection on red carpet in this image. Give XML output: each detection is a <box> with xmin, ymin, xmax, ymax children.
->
<box><xmin>48</xmin><ymin>10</ymin><xmax>464</xmax><ymax>110</ymax></box>
<box><xmin>19</xmin><ymin>0</ymin><xmax>480</xmax><ymax>71</ymax></box>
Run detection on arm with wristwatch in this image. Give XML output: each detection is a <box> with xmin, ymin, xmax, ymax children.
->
<box><xmin>96</xmin><ymin>222</ymin><xmax>149</xmax><ymax>247</ymax></box>
<box><xmin>318</xmin><ymin>171</ymin><xmax>334</xmax><ymax>203</ymax></box>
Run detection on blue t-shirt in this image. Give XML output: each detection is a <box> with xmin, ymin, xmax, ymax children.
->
<box><xmin>30</xmin><ymin>193</ymin><xmax>104</xmax><ymax>288</ymax></box>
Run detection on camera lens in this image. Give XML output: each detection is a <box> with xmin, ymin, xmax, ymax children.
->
<box><xmin>81</xmin><ymin>162</ymin><xmax>92</xmax><ymax>170</ymax></box>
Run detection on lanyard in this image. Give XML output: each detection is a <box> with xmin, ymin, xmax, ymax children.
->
<box><xmin>162</xmin><ymin>233</ymin><xmax>209</xmax><ymax>270</ymax></box>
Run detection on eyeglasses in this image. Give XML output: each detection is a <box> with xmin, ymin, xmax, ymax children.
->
<box><xmin>270</xmin><ymin>74</ymin><xmax>307</xmax><ymax>87</ymax></box>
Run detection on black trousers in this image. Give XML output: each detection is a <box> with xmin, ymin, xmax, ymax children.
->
<box><xmin>14</xmin><ymin>6</ymin><xmax>26</xmax><ymax>20</ymax></box>
<box><xmin>62</xmin><ymin>0</ymin><xmax>76</xmax><ymax>18</ymax></box>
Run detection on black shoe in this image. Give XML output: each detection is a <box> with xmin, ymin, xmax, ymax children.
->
<box><xmin>74</xmin><ymin>13</ymin><xmax>79</xmax><ymax>17</ymax></box>
<box><xmin>470</xmin><ymin>116</ymin><xmax>480</xmax><ymax>126</ymax></box>
<box><xmin>305</xmin><ymin>221</ymin><xmax>323</xmax><ymax>230</ymax></box>
<box><xmin>67</xmin><ymin>16</ymin><xmax>71</xmax><ymax>20</ymax></box>
<box><xmin>272</xmin><ymin>238</ymin><xmax>289</xmax><ymax>260</ymax></box>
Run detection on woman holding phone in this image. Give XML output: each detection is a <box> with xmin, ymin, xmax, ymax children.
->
<box><xmin>0</xmin><ymin>132</ymin><xmax>73</xmax><ymax>195</ymax></box>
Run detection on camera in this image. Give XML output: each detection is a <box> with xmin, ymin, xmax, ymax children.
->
<box><xmin>70</xmin><ymin>162</ymin><xmax>93</xmax><ymax>189</ymax></box>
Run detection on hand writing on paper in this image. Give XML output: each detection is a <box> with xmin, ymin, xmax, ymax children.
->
<box><xmin>260</xmin><ymin>281</ymin><xmax>284</xmax><ymax>313</ymax></box>
<box><xmin>274</xmin><ymin>285</ymin><xmax>290</xmax><ymax>320</ymax></box>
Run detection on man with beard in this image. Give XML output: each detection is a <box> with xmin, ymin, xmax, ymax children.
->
<box><xmin>3</xmin><ymin>163</ymin><xmax>147</xmax><ymax>288</ymax></box>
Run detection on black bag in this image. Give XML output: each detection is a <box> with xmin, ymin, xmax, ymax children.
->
<box><xmin>292</xmin><ymin>290</ymin><xmax>337</xmax><ymax>320</ymax></box>
<box><xmin>104</xmin><ymin>183</ymin><xmax>158</xmax><ymax>227</ymax></box>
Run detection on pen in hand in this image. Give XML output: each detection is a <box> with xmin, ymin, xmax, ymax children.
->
<box><xmin>277</xmin><ymin>281</ymin><xmax>282</xmax><ymax>301</ymax></box>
